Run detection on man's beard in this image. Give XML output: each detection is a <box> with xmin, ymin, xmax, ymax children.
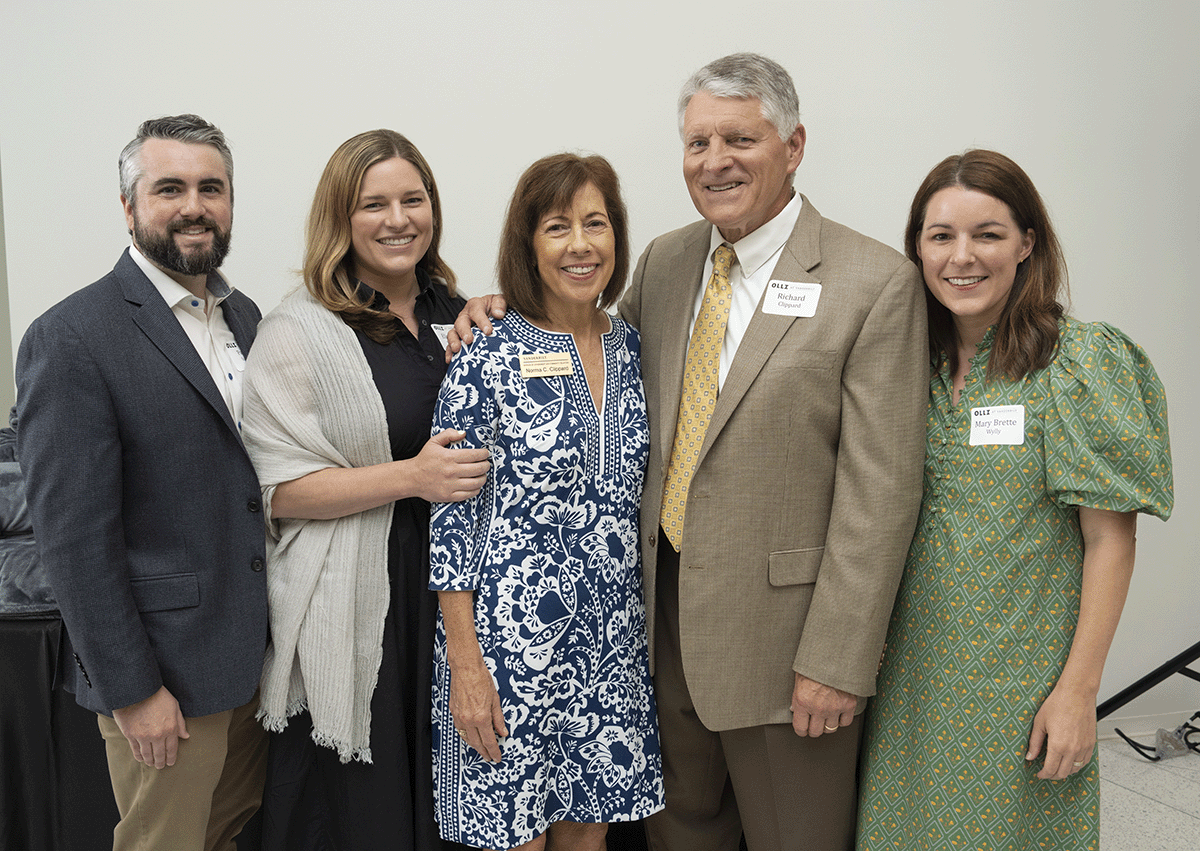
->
<box><xmin>134</xmin><ymin>216</ymin><xmax>232</xmax><ymax>277</ymax></box>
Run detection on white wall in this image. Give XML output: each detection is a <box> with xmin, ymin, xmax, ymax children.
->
<box><xmin>1</xmin><ymin>0</ymin><xmax>1196</xmax><ymax>729</ymax></box>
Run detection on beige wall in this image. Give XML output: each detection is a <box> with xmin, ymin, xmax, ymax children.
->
<box><xmin>0</xmin><ymin>150</ymin><xmax>11</xmax><ymax>413</ymax></box>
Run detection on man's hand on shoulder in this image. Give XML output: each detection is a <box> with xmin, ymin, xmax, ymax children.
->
<box><xmin>790</xmin><ymin>673</ymin><xmax>857</xmax><ymax>738</ymax></box>
<box><xmin>445</xmin><ymin>295</ymin><xmax>508</xmax><ymax>363</ymax></box>
<box><xmin>112</xmin><ymin>685</ymin><xmax>190</xmax><ymax>769</ymax></box>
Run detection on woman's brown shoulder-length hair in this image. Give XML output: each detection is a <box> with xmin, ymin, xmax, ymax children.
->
<box><xmin>497</xmin><ymin>153</ymin><xmax>629</xmax><ymax>322</ymax></box>
<box><xmin>905</xmin><ymin>149</ymin><xmax>1067</xmax><ymax>381</ymax></box>
<box><xmin>303</xmin><ymin>129</ymin><xmax>456</xmax><ymax>344</ymax></box>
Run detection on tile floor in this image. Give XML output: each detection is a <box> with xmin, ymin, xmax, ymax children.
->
<box><xmin>1099</xmin><ymin>735</ymin><xmax>1200</xmax><ymax>849</ymax></box>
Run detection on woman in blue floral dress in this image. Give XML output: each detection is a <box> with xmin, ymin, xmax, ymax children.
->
<box><xmin>429</xmin><ymin>153</ymin><xmax>664</xmax><ymax>850</ymax></box>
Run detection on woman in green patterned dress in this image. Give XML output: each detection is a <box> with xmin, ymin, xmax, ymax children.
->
<box><xmin>857</xmin><ymin>150</ymin><xmax>1173</xmax><ymax>851</ymax></box>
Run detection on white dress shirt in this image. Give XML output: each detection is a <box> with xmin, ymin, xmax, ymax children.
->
<box><xmin>129</xmin><ymin>243</ymin><xmax>246</xmax><ymax>429</ymax></box>
<box><xmin>690</xmin><ymin>191</ymin><xmax>804</xmax><ymax>388</ymax></box>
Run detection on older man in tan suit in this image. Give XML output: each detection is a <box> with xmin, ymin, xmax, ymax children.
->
<box><xmin>617</xmin><ymin>54</ymin><xmax>926</xmax><ymax>851</ymax></box>
<box><xmin>451</xmin><ymin>53</ymin><xmax>926</xmax><ymax>851</ymax></box>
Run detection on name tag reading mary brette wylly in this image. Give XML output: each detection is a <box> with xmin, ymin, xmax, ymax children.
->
<box><xmin>520</xmin><ymin>352</ymin><xmax>574</xmax><ymax>378</ymax></box>
<box><xmin>970</xmin><ymin>405</ymin><xmax>1025</xmax><ymax>445</ymax></box>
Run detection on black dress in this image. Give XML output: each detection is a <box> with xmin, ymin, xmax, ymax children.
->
<box><xmin>262</xmin><ymin>272</ymin><xmax>468</xmax><ymax>851</ymax></box>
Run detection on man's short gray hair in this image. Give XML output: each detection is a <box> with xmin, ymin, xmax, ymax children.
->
<box><xmin>118</xmin><ymin>114</ymin><xmax>233</xmax><ymax>203</ymax></box>
<box><xmin>677</xmin><ymin>53</ymin><xmax>801</xmax><ymax>143</ymax></box>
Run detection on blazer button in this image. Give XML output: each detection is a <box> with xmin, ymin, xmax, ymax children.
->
<box><xmin>648</xmin><ymin>532</ymin><xmax>657</xmax><ymax>548</ymax></box>
<box><xmin>248</xmin><ymin>499</ymin><xmax>261</xmax><ymax>513</ymax></box>
<box><xmin>74</xmin><ymin>653</ymin><xmax>92</xmax><ymax>686</ymax></box>
<box><xmin>251</xmin><ymin>557</ymin><xmax>265</xmax><ymax>572</ymax></box>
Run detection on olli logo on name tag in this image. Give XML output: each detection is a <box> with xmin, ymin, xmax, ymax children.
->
<box><xmin>763</xmin><ymin>280</ymin><xmax>821</xmax><ymax>317</ymax></box>
<box><xmin>225</xmin><ymin>340</ymin><xmax>246</xmax><ymax>370</ymax></box>
<box><xmin>431</xmin><ymin>324</ymin><xmax>454</xmax><ymax>349</ymax></box>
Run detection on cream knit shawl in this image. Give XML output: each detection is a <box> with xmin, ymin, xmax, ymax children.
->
<box><xmin>242</xmin><ymin>288</ymin><xmax>392</xmax><ymax>763</ymax></box>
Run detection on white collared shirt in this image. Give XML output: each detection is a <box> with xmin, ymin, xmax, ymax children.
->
<box><xmin>129</xmin><ymin>243</ymin><xmax>246</xmax><ymax>429</ymax></box>
<box><xmin>690</xmin><ymin>191</ymin><xmax>804</xmax><ymax>388</ymax></box>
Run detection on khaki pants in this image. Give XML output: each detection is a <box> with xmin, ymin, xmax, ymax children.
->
<box><xmin>646</xmin><ymin>539</ymin><xmax>861</xmax><ymax>851</ymax></box>
<box><xmin>98</xmin><ymin>693</ymin><xmax>267</xmax><ymax>851</ymax></box>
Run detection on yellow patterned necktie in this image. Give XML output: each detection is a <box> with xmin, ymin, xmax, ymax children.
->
<box><xmin>660</xmin><ymin>243</ymin><xmax>736</xmax><ymax>552</ymax></box>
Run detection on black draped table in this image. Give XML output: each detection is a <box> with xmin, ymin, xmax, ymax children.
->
<box><xmin>0</xmin><ymin>616</ymin><xmax>118</xmax><ymax>851</ymax></box>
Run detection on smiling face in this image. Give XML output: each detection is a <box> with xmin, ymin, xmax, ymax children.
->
<box><xmin>533</xmin><ymin>182</ymin><xmax>615</xmax><ymax>322</ymax></box>
<box><xmin>349</xmin><ymin>157</ymin><xmax>433</xmax><ymax>293</ymax></box>
<box><xmin>681</xmin><ymin>91</ymin><xmax>805</xmax><ymax>243</ymax></box>
<box><xmin>917</xmin><ymin>186</ymin><xmax>1035</xmax><ymax>334</ymax></box>
<box><xmin>122</xmin><ymin>138</ymin><xmax>232</xmax><ymax>290</ymax></box>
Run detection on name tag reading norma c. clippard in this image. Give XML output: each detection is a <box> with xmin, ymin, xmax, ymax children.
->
<box><xmin>519</xmin><ymin>352</ymin><xmax>574</xmax><ymax>378</ymax></box>
<box><xmin>970</xmin><ymin>405</ymin><xmax>1025</xmax><ymax>445</ymax></box>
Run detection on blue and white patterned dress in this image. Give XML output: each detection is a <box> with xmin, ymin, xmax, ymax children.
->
<box><xmin>429</xmin><ymin>311</ymin><xmax>664</xmax><ymax>847</ymax></box>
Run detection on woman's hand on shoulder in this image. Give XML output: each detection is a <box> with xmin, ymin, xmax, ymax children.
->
<box><xmin>407</xmin><ymin>429</ymin><xmax>490</xmax><ymax>503</ymax></box>
<box><xmin>444</xmin><ymin>295</ymin><xmax>508</xmax><ymax>363</ymax></box>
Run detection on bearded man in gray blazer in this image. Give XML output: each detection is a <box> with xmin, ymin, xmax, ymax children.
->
<box><xmin>452</xmin><ymin>53</ymin><xmax>925</xmax><ymax>851</ymax></box>
<box><xmin>16</xmin><ymin>114</ymin><xmax>268</xmax><ymax>851</ymax></box>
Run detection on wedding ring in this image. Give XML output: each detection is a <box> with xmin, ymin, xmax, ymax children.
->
<box><xmin>1072</xmin><ymin>760</ymin><xmax>1086</xmax><ymax>767</ymax></box>
<box><xmin>824</xmin><ymin>724</ymin><xmax>838</xmax><ymax>733</ymax></box>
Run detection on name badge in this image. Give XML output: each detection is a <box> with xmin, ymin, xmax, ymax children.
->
<box><xmin>431</xmin><ymin>324</ymin><xmax>454</xmax><ymax>350</ymax></box>
<box><xmin>520</xmin><ymin>352</ymin><xmax>574</xmax><ymax>378</ymax></box>
<box><xmin>225</xmin><ymin>340</ymin><xmax>246</xmax><ymax>371</ymax></box>
<box><xmin>763</xmin><ymin>280</ymin><xmax>821</xmax><ymax>317</ymax></box>
<box><xmin>970</xmin><ymin>405</ymin><xmax>1025</xmax><ymax>445</ymax></box>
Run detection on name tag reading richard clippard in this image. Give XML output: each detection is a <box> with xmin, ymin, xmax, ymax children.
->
<box><xmin>970</xmin><ymin>405</ymin><xmax>1025</xmax><ymax>445</ymax></box>
<box><xmin>519</xmin><ymin>352</ymin><xmax>574</xmax><ymax>378</ymax></box>
<box><xmin>762</xmin><ymin>280</ymin><xmax>821</xmax><ymax>317</ymax></box>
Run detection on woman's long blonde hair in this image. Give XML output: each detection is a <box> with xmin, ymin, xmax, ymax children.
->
<box><xmin>303</xmin><ymin>129</ymin><xmax>456</xmax><ymax>343</ymax></box>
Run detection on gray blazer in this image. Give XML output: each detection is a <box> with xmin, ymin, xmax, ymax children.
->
<box><xmin>620</xmin><ymin>197</ymin><xmax>928</xmax><ymax>731</ymax></box>
<box><xmin>16</xmin><ymin>249</ymin><xmax>268</xmax><ymax>718</ymax></box>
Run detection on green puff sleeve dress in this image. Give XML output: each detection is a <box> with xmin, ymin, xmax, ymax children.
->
<box><xmin>857</xmin><ymin>319</ymin><xmax>1173</xmax><ymax>851</ymax></box>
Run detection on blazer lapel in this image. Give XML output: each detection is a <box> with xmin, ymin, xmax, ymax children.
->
<box><xmin>654</xmin><ymin>227</ymin><xmax>712</xmax><ymax>455</ymax></box>
<box><xmin>697</xmin><ymin>197</ymin><xmax>823</xmax><ymax>465</ymax></box>
<box><xmin>220</xmin><ymin>290</ymin><xmax>258</xmax><ymax>355</ymax></box>
<box><xmin>116</xmin><ymin>251</ymin><xmax>244</xmax><ymax>440</ymax></box>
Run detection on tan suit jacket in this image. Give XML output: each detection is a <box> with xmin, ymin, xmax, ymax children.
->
<box><xmin>619</xmin><ymin>196</ymin><xmax>927</xmax><ymax>731</ymax></box>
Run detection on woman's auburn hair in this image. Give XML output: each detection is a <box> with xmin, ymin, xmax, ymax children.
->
<box><xmin>497</xmin><ymin>153</ymin><xmax>629</xmax><ymax>322</ymax></box>
<box><xmin>303</xmin><ymin>129</ymin><xmax>456</xmax><ymax>344</ymax></box>
<box><xmin>905</xmin><ymin>149</ymin><xmax>1068</xmax><ymax>382</ymax></box>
